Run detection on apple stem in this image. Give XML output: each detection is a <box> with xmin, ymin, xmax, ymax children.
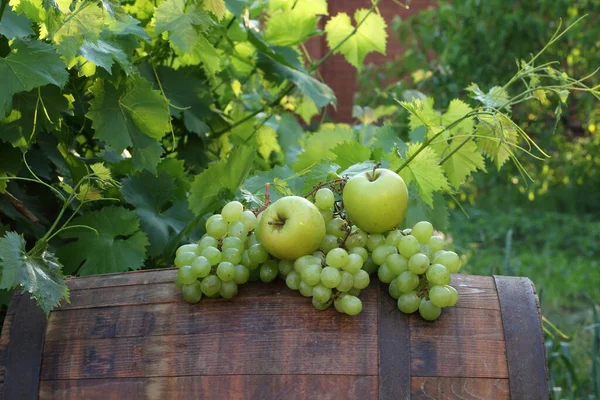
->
<box><xmin>367</xmin><ymin>162</ymin><xmax>382</xmax><ymax>181</ymax></box>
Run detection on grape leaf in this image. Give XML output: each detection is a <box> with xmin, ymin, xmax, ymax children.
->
<box><xmin>0</xmin><ymin>232</ymin><xmax>69</xmax><ymax>315</ymax></box>
<box><xmin>0</xmin><ymin>144</ymin><xmax>22</xmax><ymax>193</ymax></box>
<box><xmin>241</xmin><ymin>165</ymin><xmax>305</xmax><ymax>206</ymax></box>
<box><xmin>51</xmin><ymin>2</ymin><xmax>107</xmax><ymax>59</ymax></box>
<box><xmin>268</xmin><ymin>0</ymin><xmax>327</xmax><ymax>15</ymax></box>
<box><xmin>301</xmin><ymin>160</ymin><xmax>340</xmax><ymax>194</ymax></box>
<box><xmin>441</xmin><ymin>99</ymin><xmax>474</xmax><ymax>135</ymax></box>
<box><xmin>0</xmin><ymin>7</ymin><xmax>34</xmax><ymax>38</ymax></box>
<box><xmin>86</xmin><ymin>74</ymin><xmax>169</xmax><ymax>172</ymax></box>
<box><xmin>225</xmin><ymin>0</ymin><xmax>250</xmax><ymax>16</ymax></box>
<box><xmin>325</xmin><ymin>9</ymin><xmax>387</xmax><ymax>68</ymax></box>
<box><xmin>189</xmin><ymin>145</ymin><xmax>255</xmax><ymax>216</ymax></box>
<box><xmin>398</xmin><ymin>143</ymin><xmax>449</xmax><ymax>207</ymax></box>
<box><xmin>292</xmin><ymin>124</ymin><xmax>354</xmax><ymax>171</ymax></box>
<box><xmin>466</xmin><ymin>83</ymin><xmax>511</xmax><ymax>111</ymax></box>
<box><xmin>203</xmin><ymin>0</ymin><xmax>226</xmax><ymax>20</ymax></box>
<box><xmin>176</xmin><ymin>34</ymin><xmax>222</xmax><ymax>74</ymax></box>
<box><xmin>0</xmin><ymin>39</ymin><xmax>69</xmax><ymax>117</ymax></box>
<box><xmin>371</xmin><ymin>124</ymin><xmax>407</xmax><ymax>152</ymax></box>
<box><xmin>273</xmin><ymin>112</ymin><xmax>303</xmax><ymax>163</ymax></box>
<box><xmin>57</xmin><ymin>206</ymin><xmax>149</xmax><ymax>275</ymax></box>
<box><xmin>121</xmin><ymin>171</ymin><xmax>193</xmax><ymax>257</ymax></box>
<box><xmin>265</xmin><ymin>7</ymin><xmax>317</xmax><ymax>46</ymax></box>
<box><xmin>12</xmin><ymin>0</ymin><xmax>45</xmax><ymax>22</ymax></box>
<box><xmin>402</xmin><ymin>98</ymin><xmax>440</xmax><ymax>132</ymax></box>
<box><xmin>441</xmin><ymin>138</ymin><xmax>485</xmax><ymax>189</ymax></box>
<box><xmin>339</xmin><ymin>161</ymin><xmax>377</xmax><ymax>178</ymax></box>
<box><xmin>154</xmin><ymin>0</ymin><xmax>211</xmax><ymax>53</ymax></box>
<box><xmin>79</xmin><ymin>39</ymin><xmax>133</xmax><ymax>74</ymax></box>
<box><xmin>257</xmin><ymin>125</ymin><xmax>282</xmax><ymax>161</ymax></box>
<box><xmin>404</xmin><ymin>188</ymin><xmax>449</xmax><ymax>232</ymax></box>
<box><xmin>257</xmin><ymin>54</ymin><xmax>336</xmax><ymax>109</ymax></box>
<box><xmin>331</xmin><ymin>142</ymin><xmax>371</xmax><ymax>170</ymax></box>
<box><xmin>475</xmin><ymin>113</ymin><xmax>518</xmax><ymax>169</ymax></box>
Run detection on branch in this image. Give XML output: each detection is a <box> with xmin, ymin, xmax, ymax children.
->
<box><xmin>3</xmin><ymin>191</ymin><xmax>40</xmax><ymax>225</ymax></box>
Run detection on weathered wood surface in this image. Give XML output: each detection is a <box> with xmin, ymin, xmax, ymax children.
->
<box><xmin>0</xmin><ymin>269</ymin><xmax>547</xmax><ymax>399</ymax></box>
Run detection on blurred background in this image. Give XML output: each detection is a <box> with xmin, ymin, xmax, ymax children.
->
<box><xmin>312</xmin><ymin>0</ymin><xmax>600</xmax><ymax>398</ymax></box>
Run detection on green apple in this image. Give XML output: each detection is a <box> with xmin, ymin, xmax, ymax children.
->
<box><xmin>257</xmin><ymin>196</ymin><xmax>326</xmax><ymax>260</ymax></box>
<box><xmin>342</xmin><ymin>168</ymin><xmax>409</xmax><ymax>233</ymax></box>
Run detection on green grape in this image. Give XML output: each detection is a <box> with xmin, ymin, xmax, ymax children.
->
<box><xmin>312</xmin><ymin>251</ymin><xmax>326</xmax><ymax>266</ymax></box>
<box><xmin>315</xmin><ymin>188</ymin><xmax>335</xmax><ymax>210</ymax></box>
<box><xmin>278</xmin><ymin>259</ymin><xmax>294</xmax><ymax>278</ymax></box>
<box><xmin>446</xmin><ymin>285</ymin><xmax>459</xmax><ymax>306</ymax></box>
<box><xmin>348</xmin><ymin>247</ymin><xmax>368</xmax><ymax>262</ymax></box>
<box><xmin>408</xmin><ymin>253</ymin><xmax>430</xmax><ymax>275</ymax></box>
<box><xmin>326</xmin><ymin>218</ymin><xmax>347</xmax><ymax>238</ymax></box>
<box><xmin>200</xmin><ymin>275</ymin><xmax>221</xmax><ymax>296</ymax></box>
<box><xmin>260</xmin><ymin>260</ymin><xmax>279</xmax><ymax>283</ymax></box>
<box><xmin>320</xmin><ymin>209</ymin><xmax>333</xmax><ymax>224</ymax></box>
<box><xmin>246</xmin><ymin>233</ymin><xmax>260</xmax><ymax>248</ymax></box>
<box><xmin>241</xmin><ymin>210</ymin><xmax>258</xmax><ymax>231</ymax></box>
<box><xmin>388</xmin><ymin>278</ymin><xmax>401</xmax><ymax>299</ymax></box>
<box><xmin>342</xmin><ymin>253</ymin><xmax>363</xmax><ymax>274</ymax></box>
<box><xmin>241</xmin><ymin>250</ymin><xmax>259</xmax><ymax>270</ymax></box>
<box><xmin>248</xmin><ymin>267</ymin><xmax>261</xmax><ymax>281</ymax></box>
<box><xmin>222</xmin><ymin>237</ymin><xmax>245</xmax><ymax>252</ymax></box>
<box><xmin>298</xmin><ymin>281</ymin><xmax>314</xmax><ymax>297</ymax></box>
<box><xmin>174</xmin><ymin>275</ymin><xmax>183</xmax><ymax>288</ymax></box>
<box><xmin>197</xmin><ymin>236</ymin><xmax>218</xmax><ymax>252</ymax></box>
<box><xmin>321</xmin><ymin>266</ymin><xmax>342</xmax><ymax>288</ymax></box>
<box><xmin>340</xmin><ymin>295</ymin><xmax>362</xmax><ymax>316</ymax></box>
<box><xmin>301</xmin><ymin>264</ymin><xmax>322</xmax><ymax>286</ymax></box>
<box><xmin>286</xmin><ymin>271</ymin><xmax>302</xmax><ymax>290</ymax></box>
<box><xmin>222</xmin><ymin>248</ymin><xmax>242</xmax><ymax>265</ymax></box>
<box><xmin>362</xmin><ymin>257</ymin><xmax>378</xmax><ymax>275</ymax></box>
<box><xmin>312</xmin><ymin>298</ymin><xmax>331</xmax><ymax>311</ymax></box>
<box><xmin>176</xmin><ymin>243</ymin><xmax>199</xmax><ymax>256</ymax></box>
<box><xmin>397</xmin><ymin>292</ymin><xmax>421</xmax><ymax>313</ymax></box>
<box><xmin>429</xmin><ymin>285</ymin><xmax>453</xmax><ymax>307</ymax></box>
<box><xmin>385</xmin><ymin>230</ymin><xmax>403</xmax><ymax>247</ymax></box>
<box><xmin>412</xmin><ymin>221</ymin><xmax>434</xmax><ymax>243</ymax></box>
<box><xmin>182</xmin><ymin>281</ymin><xmax>203</xmax><ymax>304</ymax></box>
<box><xmin>227</xmin><ymin>221</ymin><xmax>248</xmax><ymax>239</ymax></box>
<box><xmin>419</xmin><ymin>244</ymin><xmax>433</xmax><ymax>260</ymax></box>
<box><xmin>428</xmin><ymin>235</ymin><xmax>445</xmax><ymax>253</ymax></box>
<box><xmin>426</xmin><ymin>263</ymin><xmax>451</xmax><ymax>285</ymax></box>
<box><xmin>336</xmin><ymin>271</ymin><xmax>354</xmax><ymax>292</ymax></box>
<box><xmin>206</xmin><ymin>216</ymin><xmax>228</xmax><ymax>238</ymax></box>
<box><xmin>206</xmin><ymin>292</ymin><xmax>221</xmax><ymax>299</ymax></box>
<box><xmin>191</xmin><ymin>256</ymin><xmax>211</xmax><ymax>278</ymax></box>
<box><xmin>396</xmin><ymin>271</ymin><xmax>419</xmax><ymax>293</ymax></box>
<box><xmin>347</xmin><ymin>288</ymin><xmax>362</xmax><ymax>296</ymax></box>
<box><xmin>367</xmin><ymin>234</ymin><xmax>386</xmax><ymax>252</ymax></box>
<box><xmin>352</xmin><ymin>269</ymin><xmax>370</xmax><ymax>289</ymax></box>
<box><xmin>377</xmin><ymin>264</ymin><xmax>396</xmax><ymax>283</ymax></box>
<box><xmin>248</xmin><ymin>244</ymin><xmax>269</xmax><ymax>264</ymax></box>
<box><xmin>219</xmin><ymin>280</ymin><xmax>238</xmax><ymax>299</ymax></box>
<box><xmin>326</xmin><ymin>248</ymin><xmax>349</xmax><ymax>268</ymax></box>
<box><xmin>174</xmin><ymin>252</ymin><xmax>197</xmax><ymax>268</ymax></box>
<box><xmin>433</xmin><ymin>251</ymin><xmax>461</xmax><ymax>273</ymax></box>
<box><xmin>294</xmin><ymin>255</ymin><xmax>320</xmax><ymax>273</ymax></box>
<box><xmin>402</xmin><ymin>228</ymin><xmax>412</xmax><ymax>235</ymax></box>
<box><xmin>216</xmin><ymin>262</ymin><xmax>236</xmax><ymax>281</ymax></box>
<box><xmin>320</xmin><ymin>235</ymin><xmax>339</xmax><ymax>254</ymax></box>
<box><xmin>386</xmin><ymin>254</ymin><xmax>409</xmax><ymax>275</ymax></box>
<box><xmin>372</xmin><ymin>245</ymin><xmax>398</xmax><ymax>266</ymax></box>
<box><xmin>398</xmin><ymin>235</ymin><xmax>420</xmax><ymax>258</ymax></box>
<box><xmin>178</xmin><ymin>265</ymin><xmax>197</xmax><ymax>285</ymax></box>
<box><xmin>419</xmin><ymin>298</ymin><xmax>442</xmax><ymax>321</ymax></box>
<box><xmin>312</xmin><ymin>284</ymin><xmax>332</xmax><ymax>303</ymax></box>
<box><xmin>345</xmin><ymin>229</ymin><xmax>368</xmax><ymax>248</ymax></box>
<box><xmin>432</xmin><ymin>250</ymin><xmax>446</xmax><ymax>260</ymax></box>
<box><xmin>201</xmin><ymin>246</ymin><xmax>222</xmax><ymax>266</ymax></box>
<box><xmin>233</xmin><ymin>265</ymin><xmax>250</xmax><ymax>284</ymax></box>
<box><xmin>221</xmin><ymin>201</ymin><xmax>244</xmax><ymax>222</ymax></box>
<box><xmin>334</xmin><ymin>298</ymin><xmax>345</xmax><ymax>313</ymax></box>
<box><xmin>205</xmin><ymin>214</ymin><xmax>221</xmax><ymax>226</ymax></box>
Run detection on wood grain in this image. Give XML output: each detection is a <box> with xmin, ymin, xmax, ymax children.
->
<box><xmin>0</xmin><ymin>313</ymin><xmax>13</xmax><ymax>398</ymax></box>
<box><xmin>409</xmin><ymin>308</ymin><xmax>504</xmax><ymax>341</ymax></box>
<box><xmin>411</xmin><ymin>377</ymin><xmax>510</xmax><ymax>399</ymax></box>
<box><xmin>411</xmin><ymin>335</ymin><xmax>508</xmax><ymax>378</ymax></box>
<box><xmin>66</xmin><ymin>269</ymin><xmax>176</xmax><ymax>291</ymax></box>
<box><xmin>39</xmin><ymin>375</ymin><xmax>378</xmax><ymax>400</ymax></box>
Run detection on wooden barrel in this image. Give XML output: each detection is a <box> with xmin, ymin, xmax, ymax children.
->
<box><xmin>0</xmin><ymin>269</ymin><xmax>548</xmax><ymax>399</ymax></box>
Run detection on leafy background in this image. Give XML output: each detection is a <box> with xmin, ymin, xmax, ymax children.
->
<box><xmin>0</xmin><ymin>0</ymin><xmax>599</xmax><ymax>398</ymax></box>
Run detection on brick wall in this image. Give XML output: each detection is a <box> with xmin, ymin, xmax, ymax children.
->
<box><xmin>306</xmin><ymin>0</ymin><xmax>431</xmax><ymax>122</ymax></box>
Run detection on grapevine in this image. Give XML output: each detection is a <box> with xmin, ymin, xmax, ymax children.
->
<box><xmin>174</xmin><ymin>168</ymin><xmax>460</xmax><ymax>321</ymax></box>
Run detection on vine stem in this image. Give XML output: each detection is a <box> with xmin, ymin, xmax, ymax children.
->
<box><xmin>3</xmin><ymin>191</ymin><xmax>39</xmax><ymax>224</ymax></box>
<box><xmin>253</xmin><ymin>183</ymin><xmax>272</xmax><ymax>215</ymax></box>
<box><xmin>437</xmin><ymin>137</ymin><xmax>470</xmax><ymax>166</ymax></box>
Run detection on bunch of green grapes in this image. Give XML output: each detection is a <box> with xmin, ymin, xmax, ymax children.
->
<box><xmin>173</xmin><ymin>201</ymin><xmax>259</xmax><ymax>303</ymax></box>
<box><xmin>374</xmin><ymin>221</ymin><xmax>460</xmax><ymax>321</ymax></box>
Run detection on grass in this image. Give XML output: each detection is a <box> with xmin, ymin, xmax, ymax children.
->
<box><xmin>447</xmin><ymin>206</ymin><xmax>600</xmax><ymax>399</ymax></box>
